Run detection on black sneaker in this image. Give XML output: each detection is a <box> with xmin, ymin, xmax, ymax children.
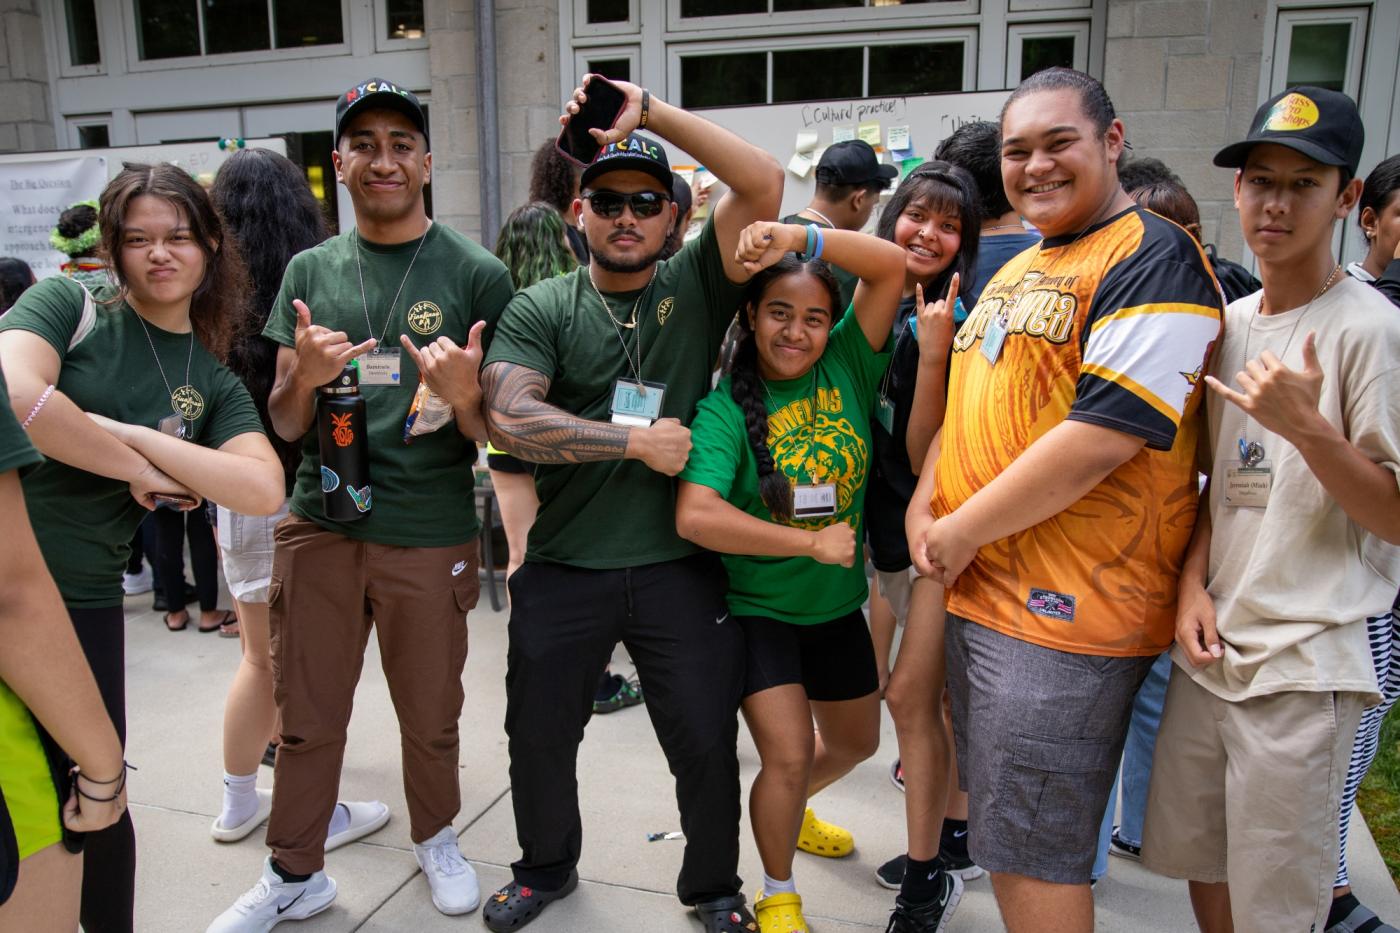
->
<box><xmin>262</xmin><ymin>742</ymin><xmax>279</xmax><ymax>768</ymax></box>
<box><xmin>937</xmin><ymin>850</ymin><xmax>985</xmax><ymax>881</ymax></box>
<box><xmin>592</xmin><ymin>673</ymin><xmax>643</xmax><ymax>715</ymax></box>
<box><xmin>1108</xmin><ymin>829</ymin><xmax>1141</xmax><ymax>861</ymax></box>
<box><xmin>885</xmin><ymin>872</ymin><xmax>963</xmax><ymax>933</ymax></box>
<box><xmin>876</xmin><ymin>854</ymin><xmax>905</xmax><ymax>890</ymax></box>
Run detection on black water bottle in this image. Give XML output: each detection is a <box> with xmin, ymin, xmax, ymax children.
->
<box><xmin>317</xmin><ymin>364</ymin><xmax>371</xmax><ymax>521</ymax></box>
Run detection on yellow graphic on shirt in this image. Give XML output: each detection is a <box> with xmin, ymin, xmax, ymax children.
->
<box><xmin>1263</xmin><ymin>93</ymin><xmax>1319</xmax><ymax>132</ymax></box>
<box><xmin>767</xmin><ymin>386</ymin><xmax>867</xmax><ymax>530</ymax></box>
<box><xmin>953</xmin><ymin>270</ymin><xmax>1079</xmax><ymax>353</ymax></box>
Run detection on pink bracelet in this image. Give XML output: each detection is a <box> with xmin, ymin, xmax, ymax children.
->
<box><xmin>22</xmin><ymin>385</ymin><xmax>55</xmax><ymax>430</ymax></box>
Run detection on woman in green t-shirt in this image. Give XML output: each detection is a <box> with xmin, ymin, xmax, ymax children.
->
<box><xmin>0</xmin><ymin>163</ymin><xmax>283</xmax><ymax>933</ymax></box>
<box><xmin>675</xmin><ymin>220</ymin><xmax>905</xmax><ymax>933</ymax></box>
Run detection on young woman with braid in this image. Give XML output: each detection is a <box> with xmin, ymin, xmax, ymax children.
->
<box><xmin>676</xmin><ymin>220</ymin><xmax>906</xmax><ymax>933</ymax></box>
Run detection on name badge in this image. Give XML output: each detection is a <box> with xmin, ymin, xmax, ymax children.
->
<box><xmin>793</xmin><ymin>482</ymin><xmax>837</xmax><ymax>518</ymax></box>
<box><xmin>1221</xmin><ymin>460</ymin><xmax>1272</xmax><ymax>509</ymax></box>
<box><xmin>157</xmin><ymin>413</ymin><xmax>187</xmax><ymax>439</ymax></box>
<box><xmin>361</xmin><ymin>347</ymin><xmax>403</xmax><ymax>386</ymax></box>
<box><xmin>980</xmin><ymin>314</ymin><xmax>1009</xmax><ymax>365</ymax></box>
<box><xmin>875</xmin><ymin>394</ymin><xmax>896</xmax><ymax>434</ymax></box>
<box><xmin>610</xmin><ymin>379</ymin><xmax>666</xmax><ymax>426</ymax></box>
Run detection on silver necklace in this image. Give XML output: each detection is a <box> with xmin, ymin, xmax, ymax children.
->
<box><xmin>1236</xmin><ymin>263</ymin><xmax>1341</xmax><ymax>465</ymax></box>
<box><xmin>353</xmin><ymin>222</ymin><xmax>432</xmax><ymax>345</ymax></box>
<box><xmin>587</xmin><ymin>267</ymin><xmax>656</xmax><ymax>388</ymax></box>
<box><xmin>802</xmin><ymin>208</ymin><xmax>836</xmax><ymax>229</ymax></box>
<box><xmin>133</xmin><ymin>308</ymin><xmax>195</xmax><ymax>436</ymax></box>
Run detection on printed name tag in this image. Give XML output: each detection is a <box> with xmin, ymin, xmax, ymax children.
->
<box><xmin>980</xmin><ymin>314</ymin><xmax>1009</xmax><ymax>365</ymax></box>
<box><xmin>875</xmin><ymin>394</ymin><xmax>896</xmax><ymax>434</ymax></box>
<box><xmin>793</xmin><ymin>482</ymin><xmax>837</xmax><ymax>518</ymax></box>
<box><xmin>1222</xmin><ymin>461</ymin><xmax>1273</xmax><ymax>508</ymax></box>
<box><xmin>361</xmin><ymin>348</ymin><xmax>403</xmax><ymax>386</ymax></box>
<box><xmin>610</xmin><ymin>379</ymin><xmax>666</xmax><ymax>426</ymax></box>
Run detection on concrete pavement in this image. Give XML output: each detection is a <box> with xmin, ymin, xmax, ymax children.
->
<box><xmin>121</xmin><ymin>584</ymin><xmax>1400</xmax><ymax>932</ymax></box>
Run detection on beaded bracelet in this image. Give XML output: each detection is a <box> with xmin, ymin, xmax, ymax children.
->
<box><xmin>21</xmin><ymin>384</ymin><xmax>55</xmax><ymax>430</ymax></box>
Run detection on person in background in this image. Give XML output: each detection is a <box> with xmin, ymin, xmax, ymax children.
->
<box><xmin>676</xmin><ymin>222</ymin><xmax>909</xmax><ymax>933</ymax></box>
<box><xmin>0</xmin><ymin>257</ymin><xmax>36</xmax><ymax>314</ymax></box>
<box><xmin>0</xmin><ymin>161</ymin><xmax>284</xmax><ymax>933</ymax></box>
<box><xmin>1348</xmin><ymin>153</ymin><xmax>1400</xmax><ymax>307</ymax></box>
<box><xmin>663</xmin><ymin>171</ymin><xmax>695</xmax><ymax>260</ymax></box>
<box><xmin>205</xmin><ymin>147</ymin><xmax>388</xmax><ymax>852</ymax></box>
<box><xmin>1142</xmin><ymin>86</ymin><xmax>1400</xmax><ymax>933</ymax></box>
<box><xmin>0</xmin><ymin>362</ymin><xmax>128</xmax><ymax>932</ymax></box>
<box><xmin>782</xmin><ymin>140</ymin><xmax>897</xmax><ymax>310</ymax></box>
<box><xmin>529</xmin><ymin>139</ymin><xmax>588</xmax><ymax>264</ymax></box>
<box><xmin>1119</xmin><ymin>155</ymin><xmax>1260</xmax><ymax>302</ymax></box>
<box><xmin>933</xmin><ymin>120</ymin><xmax>1040</xmax><ymax>308</ymax></box>
<box><xmin>50</xmin><ymin>200</ymin><xmax>110</xmax><ymax>290</ymax></box>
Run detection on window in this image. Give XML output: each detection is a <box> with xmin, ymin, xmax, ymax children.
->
<box><xmin>385</xmin><ymin>0</ymin><xmax>424</xmax><ymax>39</ymax></box>
<box><xmin>586</xmin><ymin>57</ymin><xmax>633</xmax><ymax>82</ymax></box>
<box><xmin>1270</xmin><ymin>7</ymin><xmax>1368</xmax><ymax>100</ymax></box>
<box><xmin>576</xmin><ymin>0</ymin><xmax>637</xmax><ymax>34</ymax></box>
<box><xmin>681</xmin><ymin>0</ymin><xmax>955</xmax><ymax>13</ymax></box>
<box><xmin>134</xmin><ymin>0</ymin><xmax>344</xmax><ymax>60</ymax></box>
<box><xmin>678</xmin><ymin>35</ymin><xmax>972</xmax><ymax>108</ymax></box>
<box><xmin>64</xmin><ymin>0</ymin><xmax>101</xmax><ymax>66</ymax></box>
<box><xmin>587</xmin><ymin>0</ymin><xmax>631</xmax><ymax>22</ymax></box>
<box><xmin>78</xmin><ymin>124</ymin><xmax>111</xmax><ymax>149</ymax></box>
<box><xmin>1005</xmin><ymin>22</ymin><xmax>1089</xmax><ymax>86</ymax></box>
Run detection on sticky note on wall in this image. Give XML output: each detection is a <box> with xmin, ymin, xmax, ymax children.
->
<box><xmin>832</xmin><ymin>126</ymin><xmax>856</xmax><ymax>143</ymax></box>
<box><xmin>857</xmin><ymin>122</ymin><xmax>881</xmax><ymax>147</ymax></box>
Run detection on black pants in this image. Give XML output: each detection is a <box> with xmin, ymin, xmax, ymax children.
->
<box><xmin>504</xmin><ymin>553</ymin><xmax>745</xmax><ymax>905</ymax></box>
<box><xmin>152</xmin><ymin>505</ymin><xmax>218</xmax><ymax>613</ymax></box>
<box><xmin>69</xmin><ymin>606</ymin><xmax>135</xmax><ymax>933</ymax></box>
<box><xmin>124</xmin><ymin>513</ymin><xmax>157</xmax><ymax>581</ymax></box>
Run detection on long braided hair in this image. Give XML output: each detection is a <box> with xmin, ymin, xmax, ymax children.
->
<box><xmin>726</xmin><ymin>254</ymin><xmax>842</xmax><ymax>521</ymax></box>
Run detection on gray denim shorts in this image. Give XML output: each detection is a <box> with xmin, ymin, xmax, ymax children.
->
<box><xmin>944</xmin><ymin>613</ymin><xmax>1156</xmax><ymax>884</ymax></box>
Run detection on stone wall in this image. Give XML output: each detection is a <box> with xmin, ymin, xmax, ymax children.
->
<box><xmin>425</xmin><ymin>0</ymin><xmax>560</xmax><ymax>244</ymax></box>
<box><xmin>1103</xmin><ymin>0</ymin><xmax>1266</xmax><ymax>262</ymax></box>
<box><xmin>0</xmin><ymin>0</ymin><xmax>57</xmax><ymax>152</ymax></box>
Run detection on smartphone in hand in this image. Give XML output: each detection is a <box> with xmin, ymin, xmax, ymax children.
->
<box><xmin>557</xmin><ymin>76</ymin><xmax>628</xmax><ymax>166</ymax></box>
<box><xmin>152</xmin><ymin>493</ymin><xmax>198</xmax><ymax>510</ymax></box>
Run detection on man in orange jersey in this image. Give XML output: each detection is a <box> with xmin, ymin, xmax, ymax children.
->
<box><xmin>905</xmin><ymin>68</ymin><xmax>1222</xmax><ymax>933</ymax></box>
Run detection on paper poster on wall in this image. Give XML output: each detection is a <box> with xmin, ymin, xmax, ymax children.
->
<box><xmin>0</xmin><ymin>156</ymin><xmax>107</xmax><ymax>280</ymax></box>
<box><xmin>857</xmin><ymin>122</ymin><xmax>882</xmax><ymax>147</ymax></box>
<box><xmin>832</xmin><ymin>125</ymin><xmax>856</xmax><ymax>143</ymax></box>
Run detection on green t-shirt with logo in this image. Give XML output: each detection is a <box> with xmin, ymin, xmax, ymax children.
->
<box><xmin>0</xmin><ymin>367</ymin><xmax>42</xmax><ymax>476</ymax></box>
<box><xmin>483</xmin><ymin>218</ymin><xmax>745</xmax><ymax>568</ymax></box>
<box><xmin>263</xmin><ymin>223</ymin><xmax>514</xmax><ymax>548</ymax></box>
<box><xmin>781</xmin><ymin>213</ymin><xmax>859</xmax><ymax>312</ymax></box>
<box><xmin>0</xmin><ymin>277</ymin><xmax>265</xmax><ymax>608</ymax></box>
<box><xmin>679</xmin><ymin>314</ymin><xmax>889</xmax><ymax>624</ymax></box>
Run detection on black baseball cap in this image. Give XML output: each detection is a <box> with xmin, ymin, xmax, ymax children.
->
<box><xmin>580</xmin><ymin>134</ymin><xmax>673</xmax><ymax>192</ymax></box>
<box><xmin>816</xmin><ymin>140</ymin><xmax>898</xmax><ymax>188</ymax></box>
<box><xmin>335</xmin><ymin>78</ymin><xmax>429</xmax><ymax>147</ymax></box>
<box><xmin>1213</xmin><ymin>86</ymin><xmax>1363</xmax><ymax>175</ymax></box>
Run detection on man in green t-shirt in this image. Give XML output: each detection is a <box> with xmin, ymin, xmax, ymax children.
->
<box><xmin>480</xmin><ymin>78</ymin><xmax>782</xmax><ymax>932</ymax></box>
<box><xmin>782</xmin><ymin>140</ymin><xmax>896</xmax><ymax>310</ymax></box>
<box><xmin>210</xmin><ymin>79</ymin><xmax>515</xmax><ymax>933</ymax></box>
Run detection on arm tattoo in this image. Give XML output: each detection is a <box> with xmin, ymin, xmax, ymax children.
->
<box><xmin>481</xmin><ymin>361</ymin><xmax>631</xmax><ymax>464</ymax></box>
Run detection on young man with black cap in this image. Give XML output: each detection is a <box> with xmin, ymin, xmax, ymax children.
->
<box><xmin>1142</xmin><ymin>86</ymin><xmax>1400</xmax><ymax>933</ymax></box>
<box><xmin>208</xmin><ymin>78</ymin><xmax>515</xmax><ymax>932</ymax></box>
<box><xmin>782</xmin><ymin>139</ymin><xmax>896</xmax><ymax>309</ymax></box>
<box><xmin>480</xmin><ymin>76</ymin><xmax>782</xmax><ymax>932</ymax></box>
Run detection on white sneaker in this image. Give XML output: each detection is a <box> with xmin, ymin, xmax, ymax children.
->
<box><xmin>206</xmin><ymin>857</ymin><xmax>336</xmax><ymax>933</ymax></box>
<box><xmin>122</xmin><ymin>567</ymin><xmax>153</xmax><ymax>595</ymax></box>
<box><xmin>413</xmin><ymin>825</ymin><xmax>479</xmax><ymax>915</ymax></box>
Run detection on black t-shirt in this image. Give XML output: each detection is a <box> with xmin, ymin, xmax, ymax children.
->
<box><xmin>865</xmin><ymin>294</ymin><xmax>922</xmax><ymax>572</ymax></box>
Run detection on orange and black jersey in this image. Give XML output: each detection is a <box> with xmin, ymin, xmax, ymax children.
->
<box><xmin>933</xmin><ymin>206</ymin><xmax>1223</xmax><ymax>656</ymax></box>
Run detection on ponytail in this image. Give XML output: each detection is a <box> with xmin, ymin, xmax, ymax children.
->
<box><xmin>729</xmin><ymin>334</ymin><xmax>794</xmax><ymax>521</ymax></box>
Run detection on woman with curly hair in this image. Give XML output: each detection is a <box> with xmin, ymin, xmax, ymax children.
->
<box><xmin>0</xmin><ymin>162</ymin><xmax>283</xmax><ymax>933</ymax></box>
<box><xmin>50</xmin><ymin>200</ymin><xmax>109</xmax><ymax>290</ymax></box>
<box><xmin>528</xmin><ymin>140</ymin><xmax>588</xmax><ymax>263</ymax></box>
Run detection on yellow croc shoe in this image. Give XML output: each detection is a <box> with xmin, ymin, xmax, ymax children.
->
<box><xmin>796</xmin><ymin>807</ymin><xmax>854</xmax><ymax>858</ymax></box>
<box><xmin>755</xmin><ymin>891</ymin><xmax>809</xmax><ymax>933</ymax></box>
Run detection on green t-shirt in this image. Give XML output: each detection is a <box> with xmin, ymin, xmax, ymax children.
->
<box><xmin>0</xmin><ymin>367</ymin><xmax>42</xmax><ymax>475</ymax></box>
<box><xmin>781</xmin><ymin>212</ymin><xmax>859</xmax><ymax>312</ymax></box>
<box><xmin>263</xmin><ymin>223</ymin><xmax>514</xmax><ymax>548</ymax></box>
<box><xmin>484</xmin><ymin>218</ymin><xmax>745</xmax><ymax>568</ymax></box>
<box><xmin>679</xmin><ymin>314</ymin><xmax>889</xmax><ymax>624</ymax></box>
<box><xmin>0</xmin><ymin>277</ymin><xmax>265</xmax><ymax>608</ymax></box>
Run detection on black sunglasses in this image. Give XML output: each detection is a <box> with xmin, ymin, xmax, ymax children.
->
<box><xmin>584</xmin><ymin>190</ymin><xmax>671</xmax><ymax>219</ymax></box>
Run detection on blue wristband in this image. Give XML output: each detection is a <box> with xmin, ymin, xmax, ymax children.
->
<box><xmin>800</xmin><ymin>224</ymin><xmax>816</xmax><ymax>261</ymax></box>
<box><xmin>811</xmin><ymin>224</ymin><xmax>825</xmax><ymax>261</ymax></box>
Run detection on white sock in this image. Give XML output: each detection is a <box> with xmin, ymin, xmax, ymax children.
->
<box><xmin>219</xmin><ymin>771</ymin><xmax>259</xmax><ymax>829</ymax></box>
<box><xmin>326</xmin><ymin>803</ymin><xmax>351</xmax><ymax>838</ymax></box>
<box><xmin>762</xmin><ymin>872</ymin><xmax>797</xmax><ymax>897</ymax></box>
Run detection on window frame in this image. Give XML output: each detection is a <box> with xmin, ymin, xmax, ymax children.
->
<box><xmin>573</xmin><ymin>45</ymin><xmax>642</xmax><ymax>85</ymax></box>
<box><xmin>1007</xmin><ymin>0</ymin><xmax>1091</xmax><ymax>12</ymax></box>
<box><xmin>1004</xmin><ymin>20</ymin><xmax>1090</xmax><ymax>86</ymax></box>
<box><xmin>55</xmin><ymin>0</ymin><xmax>106</xmax><ymax>77</ymax></box>
<box><xmin>376</xmin><ymin>0</ymin><xmax>429</xmax><ymax>51</ymax></box>
<box><xmin>574</xmin><ymin>0</ymin><xmax>641</xmax><ymax>38</ymax></box>
<box><xmin>664</xmin><ymin>0</ymin><xmax>980</xmax><ymax>36</ymax></box>
<box><xmin>66</xmin><ymin>116</ymin><xmax>114</xmax><ymax>149</ymax></box>
<box><xmin>667</xmin><ymin>27</ymin><xmax>979</xmax><ymax>109</ymax></box>
<box><xmin>1268</xmin><ymin>5</ymin><xmax>1369</xmax><ymax>100</ymax></box>
<box><xmin>122</xmin><ymin>0</ymin><xmax>352</xmax><ymax>72</ymax></box>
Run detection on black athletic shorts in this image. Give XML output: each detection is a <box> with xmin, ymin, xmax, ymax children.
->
<box><xmin>737</xmin><ymin>608</ymin><xmax>878</xmax><ymax>702</ymax></box>
<box><xmin>487</xmin><ymin>451</ymin><xmax>533</xmax><ymax>476</ymax></box>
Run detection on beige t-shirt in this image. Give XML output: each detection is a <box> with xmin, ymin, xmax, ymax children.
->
<box><xmin>1177</xmin><ymin>276</ymin><xmax>1400</xmax><ymax>702</ymax></box>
